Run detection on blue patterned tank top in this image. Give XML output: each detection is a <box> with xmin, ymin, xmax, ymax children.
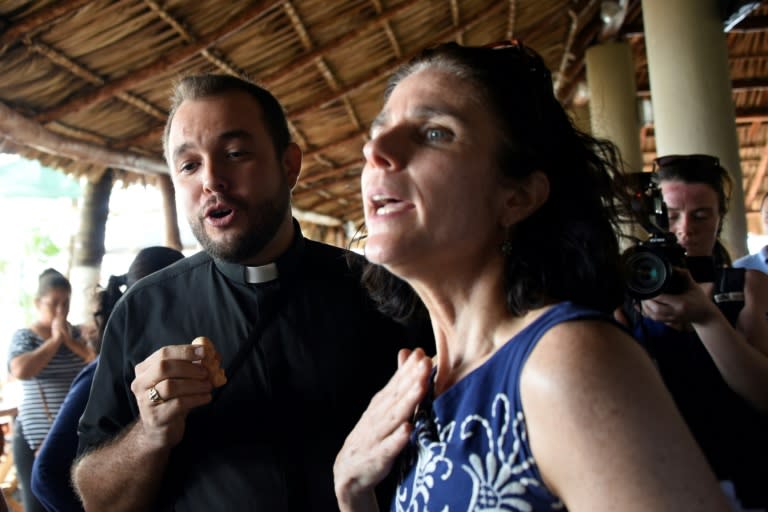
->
<box><xmin>391</xmin><ymin>301</ymin><xmax>609</xmax><ymax>512</ymax></box>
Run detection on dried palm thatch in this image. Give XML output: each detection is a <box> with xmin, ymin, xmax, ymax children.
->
<box><xmin>0</xmin><ymin>0</ymin><xmax>766</xmax><ymax>244</ymax></box>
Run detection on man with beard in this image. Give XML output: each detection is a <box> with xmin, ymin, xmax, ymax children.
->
<box><xmin>71</xmin><ymin>75</ymin><xmax>428</xmax><ymax>511</ymax></box>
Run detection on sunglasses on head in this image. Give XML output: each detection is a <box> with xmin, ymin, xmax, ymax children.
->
<box><xmin>654</xmin><ymin>154</ymin><xmax>721</xmax><ymax>171</ymax></box>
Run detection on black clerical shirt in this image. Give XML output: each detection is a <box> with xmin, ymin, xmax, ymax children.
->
<box><xmin>78</xmin><ymin>222</ymin><xmax>425</xmax><ymax>511</ymax></box>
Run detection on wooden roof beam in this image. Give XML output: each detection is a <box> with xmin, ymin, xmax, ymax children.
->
<box><xmin>506</xmin><ymin>0</ymin><xmax>517</xmax><ymax>39</ymax></box>
<box><xmin>261</xmin><ymin>0</ymin><xmax>419</xmax><ymax>86</ymax></box>
<box><xmin>622</xmin><ymin>14</ymin><xmax>768</xmax><ymax>37</ymax></box>
<box><xmin>27</xmin><ymin>38</ymin><xmax>166</xmax><ymax>121</ymax></box>
<box><xmin>288</xmin><ymin>2</ymin><xmax>506</xmax><ymax>120</ymax></box>
<box><xmin>0</xmin><ymin>0</ymin><xmax>92</xmax><ymax>46</ymax></box>
<box><xmin>0</xmin><ymin>100</ymin><xmax>167</xmax><ymax>175</ymax></box>
<box><xmin>97</xmin><ymin>0</ymin><xmax>426</xmax><ymax>151</ymax></box>
<box><xmin>637</xmin><ymin>78</ymin><xmax>768</xmax><ymax>96</ymax></box>
<box><xmin>34</xmin><ymin>0</ymin><xmax>283</xmax><ymax>124</ymax></box>
<box><xmin>296</xmin><ymin>159</ymin><xmax>364</xmax><ymax>189</ymax></box>
<box><xmin>304</xmin><ymin>131</ymin><xmax>368</xmax><ymax>161</ymax></box>
<box><xmin>554</xmin><ymin>9</ymin><xmax>580</xmax><ymax>95</ymax></box>
<box><xmin>120</xmin><ymin>3</ymin><xmax>504</xmax><ymax>159</ymax></box>
<box><xmin>294</xmin><ymin>173</ymin><xmax>361</xmax><ymax>200</ymax></box>
<box><xmin>292</xmin><ymin>207</ymin><xmax>343</xmax><ymax>227</ymax></box>
<box><xmin>145</xmin><ymin>0</ymin><xmax>248</xmax><ymax>79</ymax></box>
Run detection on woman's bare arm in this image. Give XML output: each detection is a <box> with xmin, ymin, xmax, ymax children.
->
<box><xmin>522</xmin><ymin>320</ymin><xmax>729</xmax><ymax>512</ymax></box>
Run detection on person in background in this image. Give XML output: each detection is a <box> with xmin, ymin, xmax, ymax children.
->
<box><xmin>8</xmin><ymin>269</ymin><xmax>95</xmax><ymax>512</ymax></box>
<box><xmin>733</xmin><ymin>191</ymin><xmax>768</xmax><ymax>274</ymax></box>
<box><xmin>72</xmin><ymin>74</ymin><xmax>429</xmax><ymax>511</ymax></box>
<box><xmin>630</xmin><ymin>154</ymin><xmax>768</xmax><ymax>510</ymax></box>
<box><xmin>31</xmin><ymin>246</ymin><xmax>184</xmax><ymax>512</ymax></box>
<box><xmin>332</xmin><ymin>41</ymin><xmax>729</xmax><ymax>511</ymax></box>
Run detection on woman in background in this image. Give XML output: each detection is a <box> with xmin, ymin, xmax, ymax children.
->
<box><xmin>31</xmin><ymin>246</ymin><xmax>184</xmax><ymax>512</ymax></box>
<box><xmin>333</xmin><ymin>41</ymin><xmax>729</xmax><ymax>511</ymax></box>
<box><xmin>8</xmin><ymin>269</ymin><xmax>94</xmax><ymax>512</ymax></box>
<box><xmin>633</xmin><ymin>155</ymin><xmax>768</xmax><ymax>509</ymax></box>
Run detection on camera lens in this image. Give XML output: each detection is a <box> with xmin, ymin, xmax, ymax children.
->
<box><xmin>623</xmin><ymin>250</ymin><xmax>671</xmax><ymax>299</ymax></box>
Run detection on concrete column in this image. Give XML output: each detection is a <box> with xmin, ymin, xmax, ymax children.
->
<box><xmin>586</xmin><ymin>41</ymin><xmax>644</xmax><ymax>173</ymax></box>
<box><xmin>642</xmin><ymin>0</ymin><xmax>747</xmax><ymax>257</ymax></box>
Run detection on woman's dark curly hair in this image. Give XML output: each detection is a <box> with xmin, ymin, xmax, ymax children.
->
<box><xmin>354</xmin><ymin>41</ymin><xmax>635</xmax><ymax>320</ymax></box>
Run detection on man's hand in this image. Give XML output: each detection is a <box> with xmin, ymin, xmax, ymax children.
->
<box><xmin>130</xmin><ymin>344</ymin><xmax>214</xmax><ymax>450</ymax></box>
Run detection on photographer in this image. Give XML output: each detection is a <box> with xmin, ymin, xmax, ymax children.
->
<box><xmin>624</xmin><ymin>154</ymin><xmax>768</xmax><ymax>510</ymax></box>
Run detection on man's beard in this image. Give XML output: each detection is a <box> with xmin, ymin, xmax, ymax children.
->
<box><xmin>190</xmin><ymin>184</ymin><xmax>291</xmax><ymax>263</ymax></box>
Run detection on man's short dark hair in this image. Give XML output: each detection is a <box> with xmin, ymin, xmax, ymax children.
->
<box><xmin>162</xmin><ymin>74</ymin><xmax>292</xmax><ymax>163</ymax></box>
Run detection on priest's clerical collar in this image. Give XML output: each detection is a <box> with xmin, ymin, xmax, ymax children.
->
<box><xmin>213</xmin><ymin>219</ymin><xmax>305</xmax><ymax>285</ymax></box>
<box><xmin>244</xmin><ymin>263</ymin><xmax>278</xmax><ymax>283</ymax></box>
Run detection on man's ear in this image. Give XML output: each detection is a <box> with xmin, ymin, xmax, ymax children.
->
<box><xmin>282</xmin><ymin>142</ymin><xmax>302</xmax><ymax>189</ymax></box>
<box><xmin>500</xmin><ymin>170</ymin><xmax>550</xmax><ymax>227</ymax></box>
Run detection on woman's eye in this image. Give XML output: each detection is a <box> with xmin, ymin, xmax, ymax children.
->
<box><xmin>424</xmin><ymin>127</ymin><xmax>452</xmax><ymax>142</ymax></box>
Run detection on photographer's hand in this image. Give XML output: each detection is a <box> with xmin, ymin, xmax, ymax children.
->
<box><xmin>643</xmin><ymin>267</ymin><xmax>768</xmax><ymax>413</ymax></box>
<box><xmin>640</xmin><ymin>269</ymin><xmax>716</xmax><ymax>329</ymax></box>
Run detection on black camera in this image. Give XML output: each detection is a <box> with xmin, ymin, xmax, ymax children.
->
<box><xmin>622</xmin><ymin>233</ymin><xmax>688</xmax><ymax>300</ymax></box>
<box><xmin>621</xmin><ymin>172</ymin><xmax>715</xmax><ymax>300</ymax></box>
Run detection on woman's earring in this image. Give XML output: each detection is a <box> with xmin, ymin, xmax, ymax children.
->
<box><xmin>501</xmin><ymin>239</ymin><xmax>513</xmax><ymax>255</ymax></box>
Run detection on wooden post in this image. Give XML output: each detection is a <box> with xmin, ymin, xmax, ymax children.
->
<box><xmin>69</xmin><ymin>168</ymin><xmax>113</xmax><ymax>324</ymax></box>
<box><xmin>157</xmin><ymin>175</ymin><xmax>182</xmax><ymax>251</ymax></box>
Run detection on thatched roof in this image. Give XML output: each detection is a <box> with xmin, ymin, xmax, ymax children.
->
<box><xmin>0</xmin><ymin>0</ymin><xmax>767</xmax><ymax>233</ymax></box>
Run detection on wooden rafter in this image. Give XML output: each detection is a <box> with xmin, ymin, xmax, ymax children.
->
<box><xmin>371</xmin><ymin>0</ymin><xmax>403</xmax><ymax>58</ymax></box>
<box><xmin>295</xmin><ymin>172</ymin><xmax>362</xmax><ymax>199</ymax></box>
<box><xmin>119</xmin><ymin>0</ymin><xmax>502</xmax><ymax>157</ymax></box>
<box><xmin>288</xmin><ymin>2</ymin><xmax>506</xmax><ymax>120</ymax></box>
<box><xmin>637</xmin><ymin>78</ymin><xmax>768</xmax><ymax>96</ymax></box>
<box><xmin>557</xmin><ymin>10</ymin><xmax>578</xmax><ymax>88</ymax></box>
<box><xmin>34</xmin><ymin>0</ymin><xmax>283</xmax><ymax>123</ymax></box>
<box><xmin>144</xmin><ymin>0</ymin><xmax>247</xmax><ymax>78</ymax></box>
<box><xmin>262</xmin><ymin>0</ymin><xmax>419</xmax><ymax>86</ymax></box>
<box><xmin>292</xmin><ymin>207</ymin><xmax>344</xmax><ymax>227</ymax></box>
<box><xmin>101</xmin><ymin>0</ymin><xmax>421</xmax><ymax>151</ymax></box>
<box><xmin>622</xmin><ymin>14</ymin><xmax>768</xmax><ymax>38</ymax></box>
<box><xmin>0</xmin><ymin>100</ymin><xmax>167</xmax><ymax>175</ymax></box>
<box><xmin>26</xmin><ymin>38</ymin><xmax>167</xmax><ymax>121</ymax></box>
<box><xmin>0</xmin><ymin>0</ymin><xmax>92</xmax><ymax>46</ymax></box>
<box><xmin>297</xmin><ymin>159</ymin><xmax>365</xmax><ymax>188</ymax></box>
<box><xmin>304</xmin><ymin>131</ymin><xmax>368</xmax><ymax>161</ymax></box>
<box><xmin>555</xmin><ymin>16</ymin><xmax>601</xmax><ymax>103</ymax></box>
<box><xmin>507</xmin><ymin>0</ymin><xmax>517</xmax><ymax>38</ymax></box>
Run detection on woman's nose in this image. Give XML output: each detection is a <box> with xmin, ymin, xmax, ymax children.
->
<box><xmin>363</xmin><ymin>130</ymin><xmax>404</xmax><ymax>173</ymax></box>
<box><xmin>674</xmin><ymin>217</ymin><xmax>690</xmax><ymax>238</ymax></box>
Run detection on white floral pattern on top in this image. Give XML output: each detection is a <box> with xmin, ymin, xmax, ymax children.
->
<box><xmin>392</xmin><ymin>302</ymin><xmax>605</xmax><ymax>512</ymax></box>
<box><xmin>393</xmin><ymin>393</ymin><xmax>564</xmax><ymax>512</ymax></box>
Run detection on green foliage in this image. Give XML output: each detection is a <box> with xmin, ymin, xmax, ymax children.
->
<box><xmin>26</xmin><ymin>229</ymin><xmax>61</xmax><ymax>259</ymax></box>
<box><xmin>0</xmin><ymin>229</ymin><xmax>64</xmax><ymax>325</ymax></box>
